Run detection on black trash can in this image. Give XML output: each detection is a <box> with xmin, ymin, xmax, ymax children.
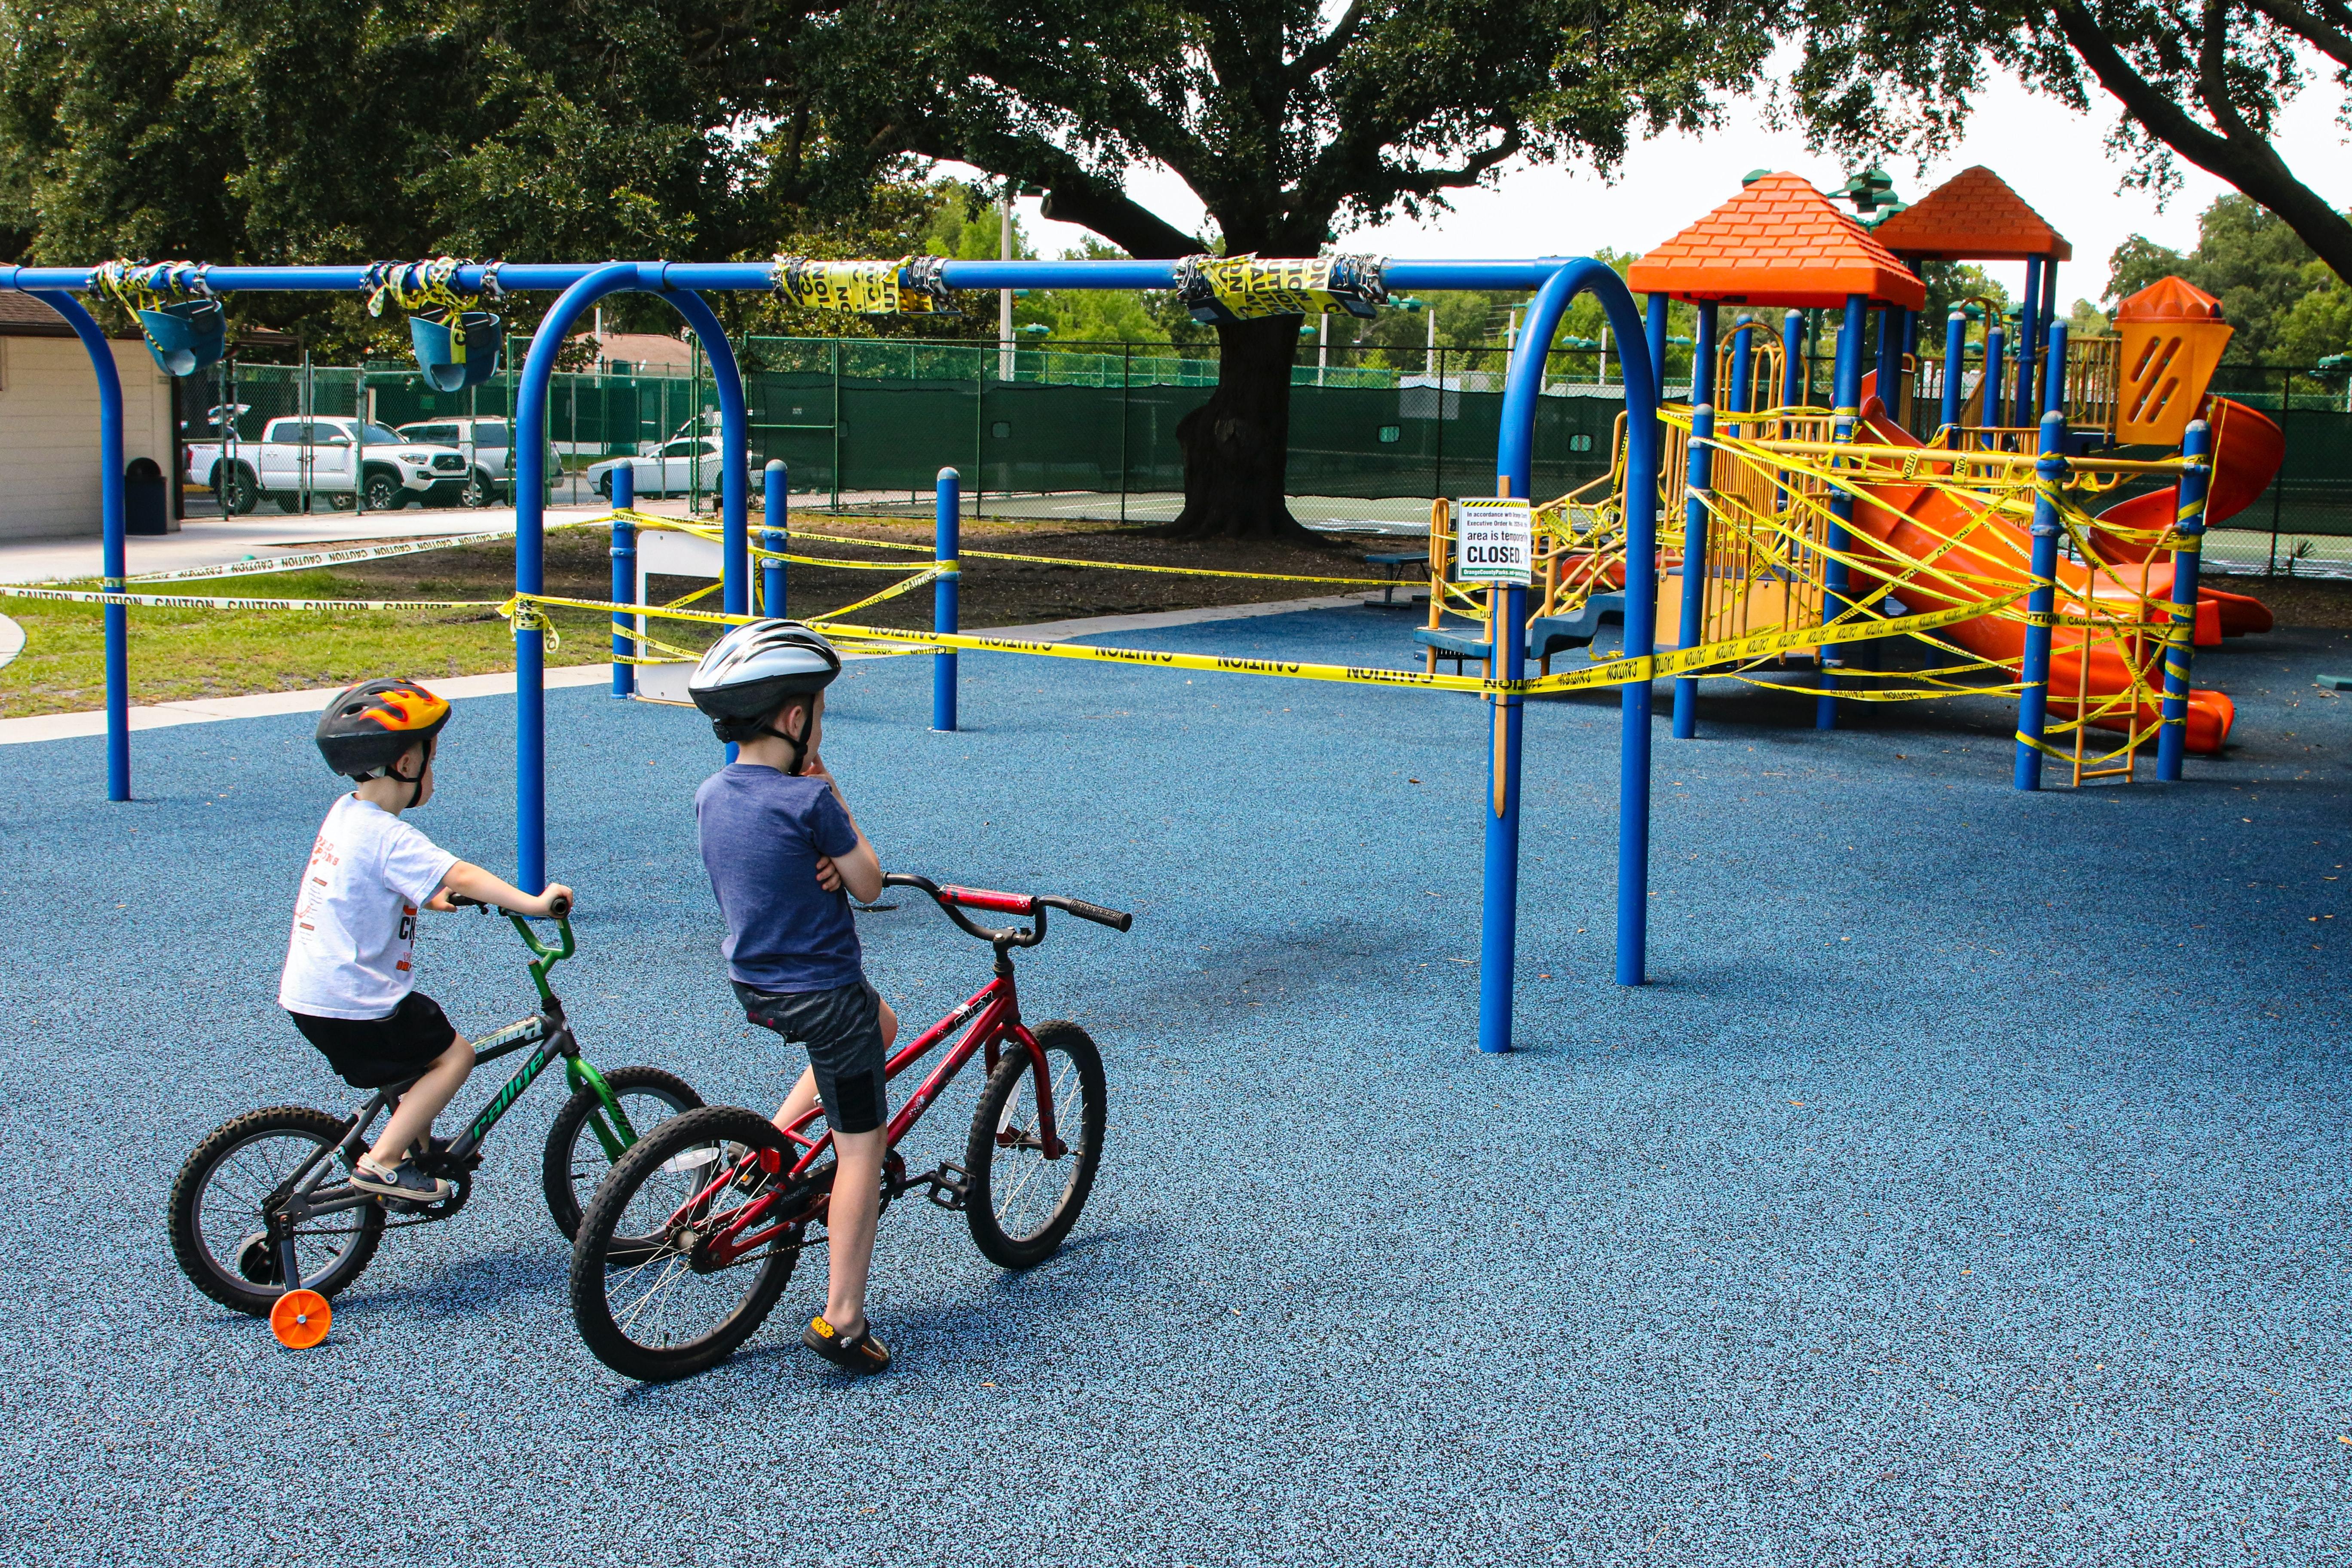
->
<box><xmin>126</xmin><ymin>456</ymin><xmax>177</xmax><ymax>536</ymax></box>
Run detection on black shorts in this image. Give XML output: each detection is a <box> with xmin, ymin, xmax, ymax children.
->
<box><xmin>290</xmin><ymin>992</ymin><xmax>460</xmax><ymax>1090</ymax></box>
<box><xmin>734</xmin><ymin>979</ymin><xmax>889</xmax><ymax>1135</ymax></box>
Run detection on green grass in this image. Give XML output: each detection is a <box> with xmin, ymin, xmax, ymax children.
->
<box><xmin>0</xmin><ymin>567</ymin><xmax>618</xmax><ymax>719</ymax></box>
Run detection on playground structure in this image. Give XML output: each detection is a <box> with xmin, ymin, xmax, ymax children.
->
<box><xmin>0</xmin><ymin>253</ymin><xmax>1661</xmax><ymax>1060</ymax></box>
<box><xmin>1417</xmin><ymin>168</ymin><xmax>2287</xmax><ymax>786</ymax></box>
<box><xmin>0</xmin><ymin>180</ymin><xmax>2291</xmax><ymax>1051</ymax></box>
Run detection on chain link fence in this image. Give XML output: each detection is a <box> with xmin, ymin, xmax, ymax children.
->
<box><xmin>174</xmin><ymin>336</ymin><xmax>2348</xmax><ymax>569</ymax></box>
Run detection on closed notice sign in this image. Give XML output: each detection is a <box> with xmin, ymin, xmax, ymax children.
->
<box><xmin>1455</xmin><ymin>497</ymin><xmax>1532</xmax><ymax>586</ymax></box>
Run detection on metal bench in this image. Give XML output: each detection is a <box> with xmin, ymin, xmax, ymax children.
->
<box><xmin>1362</xmin><ymin>551</ymin><xmax>1429</xmax><ymax>609</ymax></box>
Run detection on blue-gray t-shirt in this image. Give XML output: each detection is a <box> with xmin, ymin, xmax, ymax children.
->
<box><xmin>694</xmin><ymin>763</ymin><xmax>864</xmax><ymax>993</ymax></box>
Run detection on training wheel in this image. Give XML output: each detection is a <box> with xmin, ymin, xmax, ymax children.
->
<box><xmin>270</xmin><ymin>1289</ymin><xmax>332</xmax><ymax>1349</ymax></box>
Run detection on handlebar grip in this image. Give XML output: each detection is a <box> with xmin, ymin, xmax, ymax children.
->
<box><xmin>1048</xmin><ymin>897</ymin><xmax>1133</xmax><ymax>933</ymax></box>
<box><xmin>446</xmin><ymin>893</ymin><xmax>487</xmax><ymax>909</ymax></box>
<box><xmin>548</xmin><ymin>893</ymin><xmax>572</xmax><ymax>918</ymax></box>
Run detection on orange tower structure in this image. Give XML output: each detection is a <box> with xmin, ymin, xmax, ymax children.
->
<box><xmin>1871</xmin><ymin>166</ymin><xmax>2073</xmax><ymax>431</ymax></box>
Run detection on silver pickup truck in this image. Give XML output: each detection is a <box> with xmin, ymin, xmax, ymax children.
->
<box><xmin>185</xmin><ymin>416</ymin><xmax>480</xmax><ymax>513</ymax></box>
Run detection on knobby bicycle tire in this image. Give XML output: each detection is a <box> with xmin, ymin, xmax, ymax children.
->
<box><xmin>964</xmin><ymin>1020</ymin><xmax>1107</xmax><ymax>1269</ymax></box>
<box><xmin>569</xmin><ymin>1104</ymin><xmax>802</xmax><ymax>1381</ymax></box>
<box><xmin>169</xmin><ymin>1105</ymin><xmax>384</xmax><ymax>1316</ymax></box>
<box><xmin>540</xmin><ymin>1065</ymin><xmax>704</xmax><ymax>1240</ymax></box>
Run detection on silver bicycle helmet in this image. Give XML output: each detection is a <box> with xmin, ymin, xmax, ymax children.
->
<box><xmin>687</xmin><ymin>619</ymin><xmax>841</xmax><ymax>769</ymax></box>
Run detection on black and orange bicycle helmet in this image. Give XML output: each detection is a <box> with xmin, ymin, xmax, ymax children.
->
<box><xmin>315</xmin><ymin>678</ymin><xmax>451</xmax><ymax>788</ymax></box>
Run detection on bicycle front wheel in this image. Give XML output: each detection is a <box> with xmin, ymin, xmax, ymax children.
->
<box><xmin>964</xmin><ymin>1020</ymin><xmax>1107</xmax><ymax>1268</ymax></box>
<box><xmin>169</xmin><ymin>1106</ymin><xmax>384</xmax><ymax>1317</ymax></box>
<box><xmin>569</xmin><ymin>1105</ymin><xmax>801</xmax><ymax>1381</ymax></box>
<box><xmin>541</xmin><ymin>1065</ymin><xmax>704</xmax><ymax>1240</ymax></box>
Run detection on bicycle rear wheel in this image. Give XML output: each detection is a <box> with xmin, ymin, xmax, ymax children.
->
<box><xmin>169</xmin><ymin>1106</ymin><xmax>384</xmax><ymax>1316</ymax></box>
<box><xmin>569</xmin><ymin>1105</ymin><xmax>802</xmax><ymax>1381</ymax></box>
<box><xmin>541</xmin><ymin>1065</ymin><xmax>704</xmax><ymax>1240</ymax></box>
<box><xmin>964</xmin><ymin>1020</ymin><xmax>1106</xmax><ymax>1268</ymax></box>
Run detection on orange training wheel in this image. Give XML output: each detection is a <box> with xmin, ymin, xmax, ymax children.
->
<box><xmin>270</xmin><ymin>1289</ymin><xmax>332</xmax><ymax>1349</ymax></box>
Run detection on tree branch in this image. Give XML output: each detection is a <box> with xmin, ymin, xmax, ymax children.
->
<box><xmin>2196</xmin><ymin>0</ymin><xmax>2255</xmax><ymax>141</ymax></box>
<box><xmin>1037</xmin><ymin>181</ymin><xmax>1203</xmax><ymax>257</ymax></box>
<box><xmin>1289</xmin><ymin>0</ymin><xmax>1369</xmax><ymax>81</ymax></box>
<box><xmin>2239</xmin><ymin>0</ymin><xmax>2352</xmax><ymax>66</ymax></box>
<box><xmin>2053</xmin><ymin>0</ymin><xmax>2352</xmax><ymax>283</ymax></box>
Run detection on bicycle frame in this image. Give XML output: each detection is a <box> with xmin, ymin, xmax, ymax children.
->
<box><xmin>681</xmin><ymin>886</ymin><xmax>1083</xmax><ymax>1271</ymax></box>
<box><xmin>258</xmin><ymin>912</ymin><xmax>640</xmax><ymax>1280</ymax></box>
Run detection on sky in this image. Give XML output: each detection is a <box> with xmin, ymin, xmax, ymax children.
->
<box><xmin>998</xmin><ymin>53</ymin><xmax>2351</xmax><ymax>311</ymax></box>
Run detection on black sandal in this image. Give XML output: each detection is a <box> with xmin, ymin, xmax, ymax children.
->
<box><xmin>802</xmin><ymin>1314</ymin><xmax>891</xmax><ymax>1375</ymax></box>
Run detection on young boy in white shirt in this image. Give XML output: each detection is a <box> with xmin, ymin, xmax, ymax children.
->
<box><xmin>280</xmin><ymin>679</ymin><xmax>571</xmax><ymax>1203</ymax></box>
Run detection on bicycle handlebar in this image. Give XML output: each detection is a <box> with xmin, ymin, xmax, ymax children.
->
<box><xmin>447</xmin><ymin>891</ymin><xmax>572</xmax><ymax>919</ymax></box>
<box><xmin>882</xmin><ymin>872</ymin><xmax>1133</xmax><ymax>943</ymax></box>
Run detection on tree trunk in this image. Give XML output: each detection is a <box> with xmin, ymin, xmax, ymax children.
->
<box><xmin>1161</xmin><ymin>315</ymin><xmax>1319</xmax><ymax>542</ymax></box>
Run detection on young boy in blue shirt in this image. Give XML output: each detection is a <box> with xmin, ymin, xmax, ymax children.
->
<box><xmin>689</xmin><ymin>621</ymin><xmax>898</xmax><ymax>1375</ymax></box>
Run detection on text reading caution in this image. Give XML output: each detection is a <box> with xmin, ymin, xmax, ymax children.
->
<box><xmin>1455</xmin><ymin>498</ymin><xmax>1533</xmax><ymax>586</ymax></box>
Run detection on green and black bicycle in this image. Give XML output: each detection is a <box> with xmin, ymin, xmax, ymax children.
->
<box><xmin>168</xmin><ymin>894</ymin><xmax>704</xmax><ymax>1348</ymax></box>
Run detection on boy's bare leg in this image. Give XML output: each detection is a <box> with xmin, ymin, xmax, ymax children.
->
<box><xmin>367</xmin><ymin>1035</ymin><xmax>471</xmax><ymax>1169</ymax></box>
<box><xmin>824</xmin><ymin>1127</ymin><xmax>885</xmax><ymax>1334</ymax></box>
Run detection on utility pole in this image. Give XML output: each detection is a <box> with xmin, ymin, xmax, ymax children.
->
<box><xmin>998</xmin><ymin>188</ymin><xmax>1015</xmax><ymax>383</ymax></box>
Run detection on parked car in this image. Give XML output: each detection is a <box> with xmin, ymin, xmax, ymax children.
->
<box><xmin>185</xmin><ymin>416</ymin><xmax>477</xmax><ymax>513</ymax></box>
<box><xmin>585</xmin><ymin>435</ymin><xmax>744</xmax><ymax>500</ymax></box>
<box><xmin>394</xmin><ymin>416</ymin><xmax>511</xmax><ymax>507</ymax></box>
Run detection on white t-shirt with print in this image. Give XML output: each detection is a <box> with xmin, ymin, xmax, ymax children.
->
<box><xmin>278</xmin><ymin>793</ymin><xmax>459</xmax><ymax>1020</ymax></box>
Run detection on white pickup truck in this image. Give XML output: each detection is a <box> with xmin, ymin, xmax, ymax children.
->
<box><xmin>185</xmin><ymin>416</ymin><xmax>481</xmax><ymax>514</ymax></box>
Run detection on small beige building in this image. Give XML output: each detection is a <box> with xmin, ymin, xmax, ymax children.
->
<box><xmin>0</xmin><ymin>293</ymin><xmax>179</xmax><ymax>542</ymax></box>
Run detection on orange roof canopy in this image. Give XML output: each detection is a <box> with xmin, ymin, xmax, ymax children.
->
<box><xmin>1870</xmin><ymin>166</ymin><xmax>2072</xmax><ymax>262</ymax></box>
<box><xmin>1626</xmin><ymin>173</ymin><xmax>1926</xmax><ymax>311</ymax></box>
<box><xmin>2113</xmin><ymin>274</ymin><xmax>2223</xmax><ymax>322</ymax></box>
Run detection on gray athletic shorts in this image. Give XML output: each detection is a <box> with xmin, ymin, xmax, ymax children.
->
<box><xmin>732</xmin><ymin>979</ymin><xmax>889</xmax><ymax>1135</ymax></box>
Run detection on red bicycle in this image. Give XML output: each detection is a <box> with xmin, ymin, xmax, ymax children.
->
<box><xmin>567</xmin><ymin>871</ymin><xmax>1132</xmax><ymax>1381</ymax></box>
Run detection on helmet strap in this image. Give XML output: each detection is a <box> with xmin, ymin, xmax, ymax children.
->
<box><xmin>385</xmin><ymin>738</ymin><xmax>435</xmax><ymax>807</ymax></box>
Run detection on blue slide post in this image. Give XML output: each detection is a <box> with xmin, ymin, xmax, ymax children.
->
<box><xmin>1779</xmin><ymin>310</ymin><xmax>1804</xmax><ymax>407</ymax></box>
<box><xmin>1671</xmin><ymin>303</ymin><xmax>1720</xmax><ymax>741</ymax></box>
<box><xmin>1940</xmin><ymin>308</ymin><xmax>1968</xmax><ymax>441</ymax></box>
<box><xmin>1645</xmin><ymin>294</ymin><xmax>1669</xmax><ymax>392</ymax></box>
<box><xmin>35</xmin><ymin>291</ymin><xmax>127</xmax><ymax>800</ymax></box>
<box><xmin>2037</xmin><ymin>259</ymin><xmax>2062</xmax><ymax>416</ymax></box>
<box><xmin>2156</xmin><ymin>418</ymin><xmax>2213</xmax><ymax>781</ymax></box>
<box><xmin>1818</xmin><ymin>295</ymin><xmax>1868</xmax><ymax>730</ymax></box>
<box><xmin>1982</xmin><ymin>321</ymin><xmax>2007</xmax><ymax>432</ymax></box>
<box><xmin>1485</xmin><ymin>258</ymin><xmax>1661</xmax><ymax>1057</ymax></box>
<box><xmin>934</xmin><ymin>468</ymin><xmax>959</xmax><ymax>732</ymax></box>
<box><xmin>2013</xmin><ymin>258</ymin><xmax>2043</xmax><ymax>427</ymax></box>
<box><xmin>2012</xmin><ymin>409</ymin><xmax>2070</xmax><ymax>790</ymax></box>
<box><xmin>609</xmin><ymin>463</ymin><xmax>635</xmax><ymax>697</ymax></box>
<box><xmin>763</xmin><ymin>460</ymin><xmax>788</xmax><ymax>616</ymax></box>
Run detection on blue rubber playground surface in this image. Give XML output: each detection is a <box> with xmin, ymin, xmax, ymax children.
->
<box><xmin>3</xmin><ymin>604</ymin><xmax>2349</xmax><ymax>1564</ymax></box>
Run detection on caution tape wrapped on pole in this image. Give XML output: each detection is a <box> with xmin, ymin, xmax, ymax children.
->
<box><xmin>1173</xmin><ymin>254</ymin><xmax>1387</xmax><ymax>325</ymax></box>
<box><xmin>768</xmin><ymin>255</ymin><xmax>956</xmax><ymax>316</ymax></box>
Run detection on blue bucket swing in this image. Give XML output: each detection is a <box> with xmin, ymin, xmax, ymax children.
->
<box><xmin>135</xmin><ymin>297</ymin><xmax>227</xmax><ymax>378</ymax></box>
<box><xmin>409</xmin><ymin>307</ymin><xmax>502</xmax><ymax>392</ymax></box>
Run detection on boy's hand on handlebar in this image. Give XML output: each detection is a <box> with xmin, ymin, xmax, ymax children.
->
<box><xmin>533</xmin><ymin>883</ymin><xmax>576</xmax><ymax>918</ymax></box>
<box><xmin>425</xmin><ymin>888</ymin><xmax>461</xmax><ymax>913</ymax></box>
<box><xmin>814</xmin><ymin>856</ymin><xmax>844</xmax><ymax>894</ymax></box>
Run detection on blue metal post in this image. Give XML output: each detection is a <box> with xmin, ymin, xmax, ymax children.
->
<box><xmin>513</xmin><ymin>262</ymin><xmax>639</xmax><ymax>891</ymax></box>
<box><xmin>1779</xmin><ymin>310</ymin><xmax>1804</xmax><ymax>407</ymax></box>
<box><xmin>2038</xmin><ymin>258</ymin><xmax>2062</xmax><ymax>416</ymax></box>
<box><xmin>933</xmin><ymin>468</ymin><xmax>960</xmax><ymax>731</ymax></box>
<box><xmin>2012</xmin><ymin>410</ymin><xmax>2070</xmax><ymax>790</ymax></box>
<box><xmin>1983</xmin><ymin>322</ymin><xmax>2007</xmax><ymax>434</ymax></box>
<box><xmin>35</xmin><ymin>291</ymin><xmax>127</xmax><ymax>800</ymax></box>
<box><xmin>1486</xmin><ymin>260</ymin><xmax>1660</xmax><ymax>1049</ymax></box>
<box><xmin>1819</xmin><ymin>296</ymin><xmax>1868</xmax><ymax>731</ymax></box>
<box><xmin>2156</xmin><ymin>419</ymin><xmax>2213</xmax><ymax>781</ymax></box>
<box><xmin>1874</xmin><ymin>307</ymin><xmax>1900</xmax><ymax>403</ymax></box>
<box><xmin>609</xmin><ymin>463</ymin><xmax>635</xmax><ymax>697</ymax></box>
<box><xmin>1671</xmin><ymin>304</ymin><xmax>1720</xmax><ymax>740</ymax></box>
<box><xmin>1645</xmin><ymin>293</ymin><xmax>1669</xmax><ymax>392</ymax></box>
<box><xmin>2015</xmin><ymin>257</ymin><xmax>2044</xmax><ymax>429</ymax></box>
<box><xmin>763</xmin><ymin>460</ymin><xmax>788</xmax><ymax>616</ymax></box>
<box><xmin>1940</xmin><ymin>309</ymin><xmax>1968</xmax><ymax>441</ymax></box>
<box><xmin>2042</xmin><ymin>321</ymin><xmax>2070</xmax><ymax>425</ymax></box>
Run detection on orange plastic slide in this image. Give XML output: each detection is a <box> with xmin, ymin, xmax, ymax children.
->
<box><xmin>2085</xmin><ymin>396</ymin><xmax>2284</xmax><ymax>636</ymax></box>
<box><xmin>1840</xmin><ymin>389</ymin><xmax>2234</xmax><ymax>753</ymax></box>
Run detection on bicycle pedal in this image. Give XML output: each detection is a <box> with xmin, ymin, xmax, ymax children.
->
<box><xmin>925</xmin><ymin>1161</ymin><xmax>973</xmax><ymax>1211</ymax></box>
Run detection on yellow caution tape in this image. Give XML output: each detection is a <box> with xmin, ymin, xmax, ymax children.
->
<box><xmin>0</xmin><ymin>583</ymin><xmax>502</xmax><ymax>612</ymax></box>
